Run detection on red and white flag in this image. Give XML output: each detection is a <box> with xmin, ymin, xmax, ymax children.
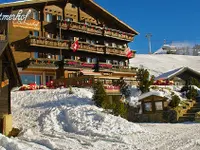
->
<box><xmin>71</xmin><ymin>40</ymin><xmax>79</xmax><ymax>52</ymax></box>
<box><xmin>125</xmin><ymin>47</ymin><xmax>133</xmax><ymax>58</ymax></box>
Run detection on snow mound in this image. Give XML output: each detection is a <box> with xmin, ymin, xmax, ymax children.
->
<box><xmin>4</xmin><ymin>88</ymin><xmax>145</xmax><ymax>149</ymax></box>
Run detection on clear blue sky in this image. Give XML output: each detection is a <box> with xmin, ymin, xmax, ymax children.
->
<box><xmin>2</xmin><ymin>0</ymin><xmax>200</xmax><ymax>53</ymax></box>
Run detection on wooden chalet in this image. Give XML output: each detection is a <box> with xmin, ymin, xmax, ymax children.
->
<box><xmin>0</xmin><ymin>0</ymin><xmax>139</xmax><ymax>86</ymax></box>
<box><xmin>0</xmin><ymin>40</ymin><xmax>21</xmax><ymax>135</ymax></box>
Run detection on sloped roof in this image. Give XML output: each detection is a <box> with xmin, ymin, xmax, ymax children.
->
<box><xmin>138</xmin><ymin>91</ymin><xmax>166</xmax><ymax>101</ymax></box>
<box><xmin>0</xmin><ymin>0</ymin><xmax>139</xmax><ymax>34</ymax></box>
<box><xmin>155</xmin><ymin>67</ymin><xmax>200</xmax><ymax>81</ymax></box>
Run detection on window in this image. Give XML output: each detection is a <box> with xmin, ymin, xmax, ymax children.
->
<box><xmin>113</xmin><ymin>60</ymin><xmax>118</xmax><ymax>65</ymax></box>
<box><xmin>34</xmin><ymin>52</ymin><xmax>38</xmax><ymax>58</ymax></box>
<box><xmin>86</xmin><ymin>57</ymin><xmax>91</xmax><ymax>63</ymax></box>
<box><xmin>155</xmin><ymin>101</ymin><xmax>163</xmax><ymax>111</ymax></box>
<box><xmin>46</xmin><ymin>13</ymin><xmax>52</xmax><ymax>22</ymax></box>
<box><xmin>112</xmin><ymin>43</ymin><xmax>117</xmax><ymax>48</ymax></box>
<box><xmin>33</xmin><ymin>31</ymin><xmax>39</xmax><ymax>37</ymax></box>
<box><xmin>65</xmin><ymin>17</ymin><xmax>73</xmax><ymax>22</ymax></box>
<box><xmin>33</xmin><ymin>11</ymin><xmax>39</xmax><ymax>20</ymax></box>
<box><xmin>91</xmin><ymin>40</ymin><xmax>95</xmax><ymax>45</ymax></box>
<box><xmin>86</xmin><ymin>38</ymin><xmax>90</xmax><ymax>44</ymax></box>
<box><xmin>105</xmin><ymin>42</ymin><xmax>109</xmax><ymax>46</ymax></box>
<box><xmin>106</xmin><ymin>59</ymin><xmax>111</xmax><ymax>64</ymax></box>
<box><xmin>46</xmin><ymin>33</ymin><xmax>52</xmax><ymax>38</ymax></box>
<box><xmin>57</xmin><ymin>15</ymin><xmax>62</xmax><ymax>21</ymax></box>
<box><xmin>71</xmin><ymin>56</ymin><xmax>75</xmax><ymax>60</ymax></box>
<box><xmin>92</xmin><ymin>58</ymin><xmax>97</xmax><ymax>63</ymax></box>
<box><xmin>46</xmin><ymin>75</ymin><xmax>55</xmax><ymax>85</ymax></box>
<box><xmin>144</xmin><ymin>102</ymin><xmax>152</xmax><ymax>112</ymax></box>
<box><xmin>119</xmin><ymin>61</ymin><xmax>124</xmax><ymax>66</ymax></box>
<box><xmin>118</xmin><ymin>45</ymin><xmax>123</xmax><ymax>49</ymax></box>
<box><xmin>20</xmin><ymin>74</ymin><xmax>41</xmax><ymax>85</ymax></box>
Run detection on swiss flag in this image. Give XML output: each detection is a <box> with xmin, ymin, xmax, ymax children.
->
<box><xmin>125</xmin><ymin>47</ymin><xmax>133</xmax><ymax>58</ymax></box>
<box><xmin>71</xmin><ymin>40</ymin><xmax>79</xmax><ymax>52</ymax></box>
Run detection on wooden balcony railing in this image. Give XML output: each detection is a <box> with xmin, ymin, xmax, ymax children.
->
<box><xmin>28</xmin><ymin>58</ymin><xmax>58</xmax><ymax>68</ymax></box>
<box><xmin>28</xmin><ymin>36</ymin><xmax>70</xmax><ymax>49</ymax></box>
<box><xmin>64</xmin><ymin>59</ymin><xmax>135</xmax><ymax>72</ymax></box>
<box><xmin>59</xmin><ymin>21</ymin><xmax>103</xmax><ymax>36</ymax></box>
<box><xmin>58</xmin><ymin>21</ymin><xmax>135</xmax><ymax>41</ymax></box>
<box><xmin>0</xmin><ymin>34</ymin><xmax>6</xmax><ymax>40</ymax></box>
<box><xmin>27</xmin><ymin>36</ymin><xmax>135</xmax><ymax>57</ymax></box>
<box><xmin>79</xmin><ymin>41</ymin><xmax>105</xmax><ymax>54</ymax></box>
<box><xmin>105</xmin><ymin>46</ymin><xmax>127</xmax><ymax>57</ymax></box>
<box><xmin>104</xmin><ymin>29</ymin><xmax>134</xmax><ymax>41</ymax></box>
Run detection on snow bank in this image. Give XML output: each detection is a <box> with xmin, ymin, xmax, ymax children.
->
<box><xmin>7</xmin><ymin>88</ymin><xmax>145</xmax><ymax>149</ymax></box>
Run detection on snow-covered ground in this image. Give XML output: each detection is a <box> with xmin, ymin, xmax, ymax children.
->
<box><xmin>130</xmin><ymin>54</ymin><xmax>200</xmax><ymax>76</ymax></box>
<box><xmin>1</xmin><ymin>88</ymin><xmax>200</xmax><ymax>150</ymax></box>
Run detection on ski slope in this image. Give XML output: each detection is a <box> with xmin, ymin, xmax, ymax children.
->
<box><xmin>130</xmin><ymin>54</ymin><xmax>200</xmax><ymax>76</ymax></box>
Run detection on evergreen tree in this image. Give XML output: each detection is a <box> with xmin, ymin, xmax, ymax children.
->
<box><xmin>136</xmin><ymin>68</ymin><xmax>154</xmax><ymax>93</ymax></box>
<box><xmin>186</xmin><ymin>86</ymin><xmax>198</xmax><ymax>99</ymax></box>
<box><xmin>92</xmin><ymin>81</ymin><xmax>107</xmax><ymax>107</ymax></box>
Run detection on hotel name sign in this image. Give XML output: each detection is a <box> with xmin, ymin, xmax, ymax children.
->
<box><xmin>0</xmin><ymin>9</ymin><xmax>40</xmax><ymax>30</ymax></box>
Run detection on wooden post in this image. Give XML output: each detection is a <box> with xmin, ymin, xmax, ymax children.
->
<box><xmin>40</xmin><ymin>6</ymin><xmax>45</xmax><ymax>37</ymax></box>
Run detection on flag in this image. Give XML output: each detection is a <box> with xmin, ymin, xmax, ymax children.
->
<box><xmin>71</xmin><ymin>40</ymin><xmax>79</xmax><ymax>52</ymax></box>
<box><xmin>125</xmin><ymin>47</ymin><xmax>133</xmax><ymax>58</ymax></box>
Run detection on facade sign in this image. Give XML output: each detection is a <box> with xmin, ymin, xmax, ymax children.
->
<box><xmin>12</xmin><ymin>19</ymin><xmax>40</xmax><ymax>30</ymax></box>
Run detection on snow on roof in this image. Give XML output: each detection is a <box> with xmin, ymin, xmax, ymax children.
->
<box><xmin>155</xmin><ymin>67</ymin><xmax>184</xmax><ymax>80</ymax></box>
<box><xmin>139</xmin><ymin>91</ymin><xmax>165</xmax><ymax>101</ymax></box>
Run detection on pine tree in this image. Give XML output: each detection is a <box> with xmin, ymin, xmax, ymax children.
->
<box><xmin>92</xmin><ymin>81</ymin><xmax>108</xmax><ymax>107</ymax></box>
<box><xmin>136</xmin><ymin>68</ymin><xmax>154</xmax><ymax>93</ymax></box>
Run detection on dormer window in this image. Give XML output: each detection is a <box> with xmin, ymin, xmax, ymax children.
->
<box><xmin>46</xmin><ymin>13</ymin><xmax>52</xmax><ymax>22</ymax></box>
<box><xmin>65</xmin><ymin>17</ymin><xmax>73</xmax><ymax>22</ymax></box>
<box><xmin>57</xmin><ymin>15</ymin><xmax>62</xmax><ymax>21</ymax></box>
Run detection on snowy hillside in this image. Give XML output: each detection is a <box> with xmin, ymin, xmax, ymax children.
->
<box><xmin>130</xmin><ymin>54</ymin><xmax>200</xmax><ymax>76</ymax></box>
<box><xmin>1</xmin><ymin>88</ymin><xmax>200</xmax><ymax>149</ymax></box>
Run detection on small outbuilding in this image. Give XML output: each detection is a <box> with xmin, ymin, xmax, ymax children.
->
<box><xmin>0</xmin><ymin>41</ymin><xmax>21</xmax><ymax>135</ymax></box>
<box><xmin>137</xmin><ymin>91</ymin><xmax>168</xmax><ymax>122</ymax></box>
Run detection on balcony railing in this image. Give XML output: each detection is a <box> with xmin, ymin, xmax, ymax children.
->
<box><xmin>64</xmin><ymin>59</ymin><xmax>112</xmax><ymax>69</ymax></box>
<box><xmin>59</xmin><ymin>21</ymin><xmax>103</xmax><ymax>36</ymax></box>
<box><xmin>79</xmin><ymin>41</ymin><xmax>105</xmax><ymax>54</ymax></box>
<box><xmin>58</xmin><ymin>21</ymin><xmax>135</xmax><ymax>41</ymax></box>
<box><xmin>27</xmin><ymin>36</ymin><xmax>135</xmax><ymax>57</ymax></box>
<box><xmin>28</xmin><ymin>58</ymin><xmax>58</xmax><ymax>69</ymax></box>
<box><xmin>28</xmin><ymin>36</ymin><xmax>70</xmax><ymax>49</ymax></box>
<box><xmin>104</xmin><ymin>28</ymin><xmax>134</xmax><ymax>41</ymax></box>
<box><xmin>64</xmin><ymin>59</ymin><xmax>135</xmax><ymax>73</ymax></box>
<box><xmin>105</xmin><ymin>46</ymin><xmax>126</xmax><ymax>56</ymax></box>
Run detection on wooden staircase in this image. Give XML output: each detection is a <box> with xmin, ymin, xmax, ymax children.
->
<box><xmin>178</xmin><ymin>101</ymin><xmax>200</xmax><ymax>122</ymax></box>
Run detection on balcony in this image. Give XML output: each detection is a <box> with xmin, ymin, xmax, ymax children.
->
<box><xmin>59</xmin><ymin>21</ymin><xmax>103</xmax><ymax>36</ymax></box>
<box><xmin>111</xmin><ymin>66</ymin><xmax>137</xmax><ymax>73</ymax></box>
<box><xmin>28</xmin><ymin>36</ymin><xmax>70</xmax><ymax>50</ymax></box>
<box><xmin>64</xmin><ymin>59</ymin><xmax>112</xmax><ymax>70</ymax></box>
<box><xmin>58</xmin><ymin>21</ymin><xmax>135</xmax><ymax>42</ymax></box>
<box><xmin>64</xmin><ymin>59</ymin><xmax>135</xmax><ymax>73</ymax></box>
<box><xmin>104</xmin><ymin>29</ymin><xmax>134</xmax><ymax>41</ymax></box>
<box><xmin>79</xmin><ymin>41</ymin><xmax>105</xmax><ymax>54</ymax></box>
<box><xmin>105</xmin><ymin>46</ymin><xmax>126</xmax><ymax>56</ymax></box>
<box><xmin>27</xmin><ymin>58</ymin><xmax>58</xmax><ymax>69</ymax></box>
